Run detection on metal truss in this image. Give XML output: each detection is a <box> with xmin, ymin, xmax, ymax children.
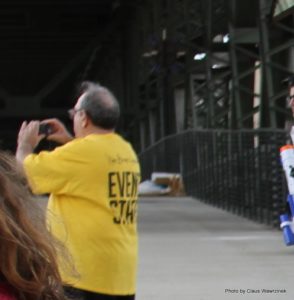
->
<box><xmin>131</xmin><ymin>0</ymin><xmax>294</xmax><ymax>150</ymax></box>
<box><xmin>229</xmin><ymin>0</ymin><xmax>294</xmax><ymax>129</ymax></box>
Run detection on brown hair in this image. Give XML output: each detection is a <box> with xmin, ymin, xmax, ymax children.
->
<box><xmin>0</xmin><ymin>152</ymin><xmax>67</xmax><ymax>300</ymax></box>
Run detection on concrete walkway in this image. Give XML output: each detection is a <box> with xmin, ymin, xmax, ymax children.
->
<box><xmin>137</xmin><ymin>196</ymin><xmax>294</xmax><ymax>300</ymax></box>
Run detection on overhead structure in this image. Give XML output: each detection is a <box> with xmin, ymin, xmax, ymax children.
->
<box><xmin>122</xmin><ymin>0</ymin><xmax>294</xmax><ymax>151</ymax></box>
<box><xmin>0</xmin><ymin>0</ymin><xmax>293</xmax><ymax>151</ymax></box>
<box><xmin>0</xmin><ymin>0</ymin><xmax>133</xmax><ymax>149</ymax></box>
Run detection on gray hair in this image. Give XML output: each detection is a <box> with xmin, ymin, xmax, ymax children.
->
<box><xmin>79</xmin><ymin>81</ymin><xmax>120</xmax><ymax>129</ymax></box>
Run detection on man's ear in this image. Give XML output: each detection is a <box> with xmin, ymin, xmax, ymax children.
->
<box><xmin>81</xmin><ymin>111</ymin><xmax>89</xmax><ymax>128</ymax></box>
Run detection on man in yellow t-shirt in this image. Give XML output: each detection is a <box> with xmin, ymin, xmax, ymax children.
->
<box><xmin>16</xmin><ymin>81</ymin><xmax>141</xmax><ymax>300</ymax></box>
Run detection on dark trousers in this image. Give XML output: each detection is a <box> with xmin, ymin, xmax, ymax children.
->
<box><xmin>64</xmin><ymin>286</ymin><xmax>135</xmax><ymax>300</ymax></box>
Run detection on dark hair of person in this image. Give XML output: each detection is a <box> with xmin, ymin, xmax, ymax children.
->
<box><xmin>78</xmin><ymin>81</ymin><xmax>120</xmax><ymax>130</ymax></box>
<box><xmin>0</xmin><ymin>151</ymin><xmax>68</xmax><ymax>300</ymax></box>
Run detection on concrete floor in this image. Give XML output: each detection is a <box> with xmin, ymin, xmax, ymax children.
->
<box><xmin>137</xmin><ymin>196</ymin><xmax>294</xmax><ymax>300</ymax></box>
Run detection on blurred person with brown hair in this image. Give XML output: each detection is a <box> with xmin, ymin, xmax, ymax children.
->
<box><xmin>0</xmin><ymin>151</ymin><xmax>68</xmax><ymax>300</ymax></box>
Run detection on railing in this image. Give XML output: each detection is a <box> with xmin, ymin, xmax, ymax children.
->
<box><xmin>139</xmin><ymin>129</ymin><xmax>290</xmax><ymax>227</ymax></box>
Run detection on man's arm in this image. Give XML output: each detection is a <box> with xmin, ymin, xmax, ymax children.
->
<box><xmin>41</xmin><ymin>118</ymin><xmax>74</xmax><ymax>145</ymax></box>
<box><xmin>16</xmin><ymin>119</ymin><xmax>74</xmax><ymax>163</ymax></box>
<box><xmin>16</xmin><ymin>142</ymin><xmax>34</xmax><ymax>163</ymax></box>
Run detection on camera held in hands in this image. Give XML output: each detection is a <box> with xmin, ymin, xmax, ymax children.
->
<box><xmin>39</xmin><ymin>123</ymin><xmax>53</xmax><ymax>136</ymax></box>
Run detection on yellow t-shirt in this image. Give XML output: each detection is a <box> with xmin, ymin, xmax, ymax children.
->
<box><xmin>23</xmin><ymin>133</ymin><xmax>141</xmax><ymax>295</ymax></box>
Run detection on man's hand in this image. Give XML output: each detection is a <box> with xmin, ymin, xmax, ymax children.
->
<box><xmin>16</xmin><ymin>120</ymin><xmax>44</xmax><ymax>163</ymax></box>
<box><xmin>41</xmin><ymin>118</ymin><xmax>73</xmax><ymax>144</ymax></box>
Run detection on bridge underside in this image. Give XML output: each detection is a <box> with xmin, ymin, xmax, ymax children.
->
<box><xmin>0</xmin><ymin>0</ymin><xmax>293</xmax><ymax>151</ymax></box>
